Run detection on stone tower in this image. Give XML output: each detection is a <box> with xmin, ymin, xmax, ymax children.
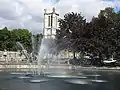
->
<box><xmin>43</xmin><ymin>8</ymin><xmax>59</xmax><ymax>39</ymax></box>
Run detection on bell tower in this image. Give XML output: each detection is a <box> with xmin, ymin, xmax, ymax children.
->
<box><xmin>43</xmin><ymin>8</ymin><xmax>59</xmax><ymax>39</ymax></box>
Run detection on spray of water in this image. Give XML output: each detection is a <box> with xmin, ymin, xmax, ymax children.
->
<box><xmin>16</xmin><ymin>42</ymin><xmax>25</xmax><ymax>50</ymax></box>
<box><xmin>16</xmin><ymin>42</ymin><xmax>30</xmax><ymax>64</ymax></box>
<box><xmin>36</xmin><ymin>37</ymin><xmax>58</xmax><ymax>75</ymax></box>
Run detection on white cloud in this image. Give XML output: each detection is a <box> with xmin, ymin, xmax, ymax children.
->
<box><xmin>0</xmin><ymin>0</ymin><xmax>119</xmax><ymax>33</ymax></box>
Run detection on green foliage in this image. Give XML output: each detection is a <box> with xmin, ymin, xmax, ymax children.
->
<box><xmin>56</xmin><ymin>12</ymin><xmax>86</xmax><ymax>58</ymax></box>
<box><xmin>56</xmin><ymin>7</ymin><xmax>120</xmax><ymax>63</ymax></box>
<box><xmin>0</xmin><ymin>27</ymin><xmax>43</xmax><ymax>53</ymax></box>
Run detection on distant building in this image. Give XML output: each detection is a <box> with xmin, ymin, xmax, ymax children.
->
<box><xmin>43</xmin><ymin>7</ymin><xmax>59</xmax><ymax>39</ymax></box>
<box><xmin>0</xmin><ymin>50</ymin><xmax>26</xmax><ymax>63</ymax></box>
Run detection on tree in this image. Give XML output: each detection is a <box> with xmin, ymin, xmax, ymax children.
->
<box><xmin>56</xmin><ymin>7</ymin><xmax>120</xmax><ymax>66</ymax></box>
<box><xmin>10</xmin><ymin>29</ymin><xmax>32</xmax><ymax>52</ymax></box>
<box><xmin>0</xmin><ymin>27</ymin><xmax>11</xmax><ymax>50</ymax></box>
<box><xmin>0</xmin><ymin>27</ymin><xmax>43</xmax><ymax>53</ymax></box>
<box><xmin>56</xmin><ymin>12</ymin><xmax>86</xmax><ymax>58</ymax></box>
<box><xmin>89</xmin><ymin>7</ymin><xmax>119</xmax><ymax>61</ymax></box>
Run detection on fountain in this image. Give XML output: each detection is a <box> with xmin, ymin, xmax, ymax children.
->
<box><xmin>9</xmin><ymin>42</ymin><xmax>32</xmax><ymax>77</ymax></box>
<box><xmin>14</xmin><ymin>35</ymin><xmax>58</xmax><ymax>76</ymax></box>
<box><xmin>37</xmin><ymin>38</ymin><xmax>57</xmax><ymax>75</ymax></box>
<box><xmin>10</xmin><ymin>7</ymin><xmax>78</xmax><ymax>82</ymax></box>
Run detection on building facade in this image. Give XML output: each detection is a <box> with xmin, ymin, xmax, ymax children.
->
<box><xmin>43</xmin><ymin>8</ymin><xmax>59</xmax><ymax>39</ymax></box>
<box><xmin>0</xmin><ymin>50</ymin><xmax>27</xmax><ymax>64</ymax></box>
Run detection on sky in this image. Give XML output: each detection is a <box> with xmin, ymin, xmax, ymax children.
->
<box><xmin>0</xmin><ymin>0</ymin><xmax>120</xmax><ymax>34</ymax></box>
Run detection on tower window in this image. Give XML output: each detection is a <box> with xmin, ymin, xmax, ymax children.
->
<box><xmin>48</xmin><ymin>16</ymin><xmax>51</xmax><ymax>27</ymax></box>
<box><xmin>51</xmin><ymin>15</ymin><xmax>53</xmax><ymax>27</ymax></box>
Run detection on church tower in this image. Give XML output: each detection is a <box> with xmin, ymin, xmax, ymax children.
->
<box><xmin>43</xmin><ymin>8</ymin><xmax>59</xmax><ymax>39</ymax></box>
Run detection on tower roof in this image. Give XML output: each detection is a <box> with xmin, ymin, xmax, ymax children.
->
<box><xmin>52</xmin><ymin>7</ymin><xmax>55</xmax><ymax>13</ymax></box>
<box><xmin>44</xmin><ymin>8</ymin><xmax>59</xmax><ymax>16</ymax></box>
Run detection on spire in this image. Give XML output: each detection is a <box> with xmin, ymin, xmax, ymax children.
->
<box><xmin>52</xmin><ymin>7</ymin><xmax>55</xmax><ymax>13</ymax></box>
<box><xmin>44</xmin><ymin>9</ymin><xmax>47</xmax><ymax>13</ymax></box>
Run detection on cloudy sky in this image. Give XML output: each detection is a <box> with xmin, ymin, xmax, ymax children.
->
<box><xmin>0</xmin><ymin>0</ymin><xmax>120</xmax><ymax>34</ymax></box>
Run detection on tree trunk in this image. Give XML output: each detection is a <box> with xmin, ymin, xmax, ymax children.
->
<box><xmin>99</xmin><ymin>53</ymin><xmax>104</xmax><ymax>66</ymax></box>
